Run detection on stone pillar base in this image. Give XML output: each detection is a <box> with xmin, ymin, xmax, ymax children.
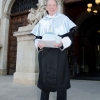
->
<box><xmin>0</xmin><ymin>69</ymin><xmax>7</xmax><ymax>75</ymax></box>
<box><xmin>13</xmin><ymin>72</ymin><xmax>39</xmax><ymax>85</ymax></box>
<box><xmin>13</xmin><ymin>31</ymin><xmax>39</xmax><ymax>85</ymax></box>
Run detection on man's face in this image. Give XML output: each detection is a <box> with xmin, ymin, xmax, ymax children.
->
<box><xmin>46</xmin><ymin>0</ymin><xmax>58</xmax><ymax>16</ymax></box>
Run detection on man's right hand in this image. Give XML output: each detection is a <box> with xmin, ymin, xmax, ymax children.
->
<box><xmin>38</xmin><ymin>43</ymin><xmax>45</xmax><ymax>49</ymax></box>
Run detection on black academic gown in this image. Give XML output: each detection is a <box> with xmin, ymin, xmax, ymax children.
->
<box><xmin>38</xmin><ymin>47</ymin><xmax>70</xmax><ymax>92</ymax></box>
<box><xmin>36</xmin><ymin>27</ymin><xmax>77</xmax><ymax>92</ymax></box>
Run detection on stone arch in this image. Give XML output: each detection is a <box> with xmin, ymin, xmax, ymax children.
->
<box><xmin>72</xmin><ymin>6</ymin><xmax>100</xmax><ymax>68</ymax></box>
<box><xmin>0</xmin><ymin>0</ymin><xmax>16</xmax><ymax>75</ymax></box>
<box><xmin>3</xmin><ymin>0</ymin><xmax>39</xmax><ymax>75</ymax></box>
<box><xmin>4</xmin><ymin>0</ymin><xmax>16</xmax><ymax>15</ymax></box>
<box><xmin>75</xmin><ymin>6</ymin><xmax>100</xmax><ymax>35</ymax></box>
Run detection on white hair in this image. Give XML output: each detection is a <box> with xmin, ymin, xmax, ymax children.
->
<box><xmin>46</xmin><ymin>0</ymin><xmax>58</xmax><ymax>6</ymax></box>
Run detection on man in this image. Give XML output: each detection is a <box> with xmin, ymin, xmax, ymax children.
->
<box><xmin>31</xmin><ymin>0</ymin><xmax>77</xmax><ymax>100</ymax></box>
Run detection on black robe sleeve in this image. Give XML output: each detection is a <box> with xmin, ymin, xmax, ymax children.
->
<box><xmin>34</xmin><ymin>36</ymin><xmax>43</xmax><ymax>51</ymax></box>
<box><xmin>59</xmin><ymin>26</ymin><xmax>77</xmax><ymax>50</ymax></box>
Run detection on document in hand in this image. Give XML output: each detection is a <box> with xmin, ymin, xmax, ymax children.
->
<box><xmin>37</xmin><ymin>40</ymin><xmax>57</xmax><ymax>48</ymax></box>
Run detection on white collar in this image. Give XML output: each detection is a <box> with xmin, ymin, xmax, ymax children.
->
<box><xmin>47</xmin><ymin>13</ymin><xmax>57</xmax><ymax>18</ymax></box>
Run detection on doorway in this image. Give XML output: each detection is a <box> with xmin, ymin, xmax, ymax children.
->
<box><xmin>7</xmin><ymin>0</ymin><xmax>38</xmax><ymax>75</ymax></box>
<box><xmin>79</xmin><ymin>13</ymin><xmax>100</xmax><ymax>77</ymax></box>
<box><xmin>80</xmin><ymin>37</ymin><xmax>100</xmax><ymax>76</ymax></box>
<box><xmin>7</xmin><ymin>14</ymin><xmax>28</xmax><ymax>75</ymax></box>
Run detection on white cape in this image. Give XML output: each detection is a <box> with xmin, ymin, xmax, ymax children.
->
<box><xmin>31</xmin><ymin>13</ymin><xmax>76</xmax><ymax>50</ymax></box>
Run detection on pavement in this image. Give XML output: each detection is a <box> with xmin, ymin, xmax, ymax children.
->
<box><xmin>0</xmin><ymin>75</ymin><xmax>100</xmax><ymax>100</ymax></box>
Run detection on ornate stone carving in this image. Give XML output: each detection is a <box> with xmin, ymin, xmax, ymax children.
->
<box><xmin>27</xmin><ymin>8</ymin><xmax>36</xmax><ymax>25</ymax></box>
<box><xmin>27</xmin><ymin>3</ymin><xmax>46</xmax><ymax>26</ymax></box>
<box><xmin>27</xmin><ymin>0</ymin><xmax>64</xmax><ymax>25</ymax></box>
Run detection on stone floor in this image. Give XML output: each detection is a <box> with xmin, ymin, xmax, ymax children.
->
<box><xmin>0</xmin><ymin>75</ymin><xmax>100</xmax><ymax>100</ymax></box>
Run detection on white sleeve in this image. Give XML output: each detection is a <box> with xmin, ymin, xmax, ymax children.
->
<box><xmin>34</xmin><ymin>39</ymin><xmax>39</xmax><ymax>49</ymax></box>
<box><xmin>59</xmin><ymin>37</ymin><xmax>72</xmax><ymax>51</ymax></box>
<box><xmin>35</xmin><ymin>39</ymin><xmax>43</xmax><ymax>51</ymax></box>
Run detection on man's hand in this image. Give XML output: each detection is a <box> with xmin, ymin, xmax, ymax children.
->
<box><xmin>54</xmin><ymin>41</ymin><xmax>63</xmax><ymax>48</ymax></box>
<box><xmin>38</xmin><ymin>43</ymin><xmax>45</xmax><ymax>49</ymax></box>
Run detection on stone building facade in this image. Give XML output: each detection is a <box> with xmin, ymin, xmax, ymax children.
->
<box><xmin>0</xmin><ymin>0</ymin><xmax>64</xmax><ymax>85</ymax></box>
<box><xmin>0</xmin><ymin>0</ymin><xmax>100</xmax><ymax>84</ymax></box>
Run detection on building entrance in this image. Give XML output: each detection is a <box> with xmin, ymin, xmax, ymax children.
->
<box><xmin>8</xmin><ymin>14</ymin><xmax>28</xmax><ymax>75</ymax></box>
<box><xmin>80</xmin><ymin>36</ymin><xmax>100</xmax><ymax>76</ymax></box>
<box><xmin>79</xmin><ymin>13</ymin><xmax>100</xmax><ymax>77</ymax></box>
<box><xmin>7</xmin><ymin>0</ymin><xmax>38</xmax><ymax>75</ymax></box>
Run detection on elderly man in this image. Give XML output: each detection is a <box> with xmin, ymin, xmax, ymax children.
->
<box><xmin>31</xmin><ymin>0</ymin><xmax>77</xmax><ymax>100</ymax></box>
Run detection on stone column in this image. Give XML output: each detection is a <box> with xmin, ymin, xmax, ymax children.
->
<box><xmin>57</xmin><ymin>0</ymin><xmax>64</xmax><ymax>13</ymax></box>
<box><xmin>0</xmin><ymin>13</ymin><xmax>10</xmax><ymax>75</ymax></box>
<box><xmin>13</xmin><ymin>31</ymin><xmax>39</xmax><ymax>85</ymax></box>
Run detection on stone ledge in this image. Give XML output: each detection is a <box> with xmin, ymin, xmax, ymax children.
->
<box><xmin>13</xmin><ymin>30</ymin><xmax>32</xmax><ymax>36</ymax></box>
<box><xmin>17</xmin><ymin>35</ymin><xmax>35</xmax><ymax>41</ymax></box>
<box><xmin>0</xmin><ymin>69</ymin><xmax>7</xmax><ymax>75</ymax></box>
<box><xmin>18</xmin><ymin>24</ymin><xmax>34</xmax><ymax>32</ymax></box>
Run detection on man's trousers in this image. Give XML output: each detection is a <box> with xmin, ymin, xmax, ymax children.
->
<box><xmin>40</xmin><ymin>90</ymin><xmax>67</xmax><ymax>100</ymax></box>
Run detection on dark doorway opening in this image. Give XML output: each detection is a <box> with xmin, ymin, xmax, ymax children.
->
<box><xmin>76</xmin><ymin>13</ymin><xmax>100</xmax><ymax>80</ymax></box>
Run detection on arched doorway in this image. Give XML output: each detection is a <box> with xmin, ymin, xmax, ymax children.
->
<box><xmin>7</xmin><ymin>0</ymin><xmax>38</xmax><ymax>75</ymax></box>
<box><xmin>79</xmin><ymin>13</ymin><xmax>100</xmax><ymax>77</ymax></box>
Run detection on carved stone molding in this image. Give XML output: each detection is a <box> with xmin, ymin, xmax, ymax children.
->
<box><xmin>3</xmin><ymin>12</ymin><xmax>10</xmax><ymax>19</ymax></box>
<box><xmin>4</xmin><ymin>0</ymin><xmax>16</xmax><ymax>16</ymax></box>
<box><xmin>17</xmin><ymin>35</ymin><xmax>35</xmax><ymax>42</ymax></box>
<box><xmin>13</xmin><ymin>31</ymin><xmax>35</xmax><ymax>41</ymax></box>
